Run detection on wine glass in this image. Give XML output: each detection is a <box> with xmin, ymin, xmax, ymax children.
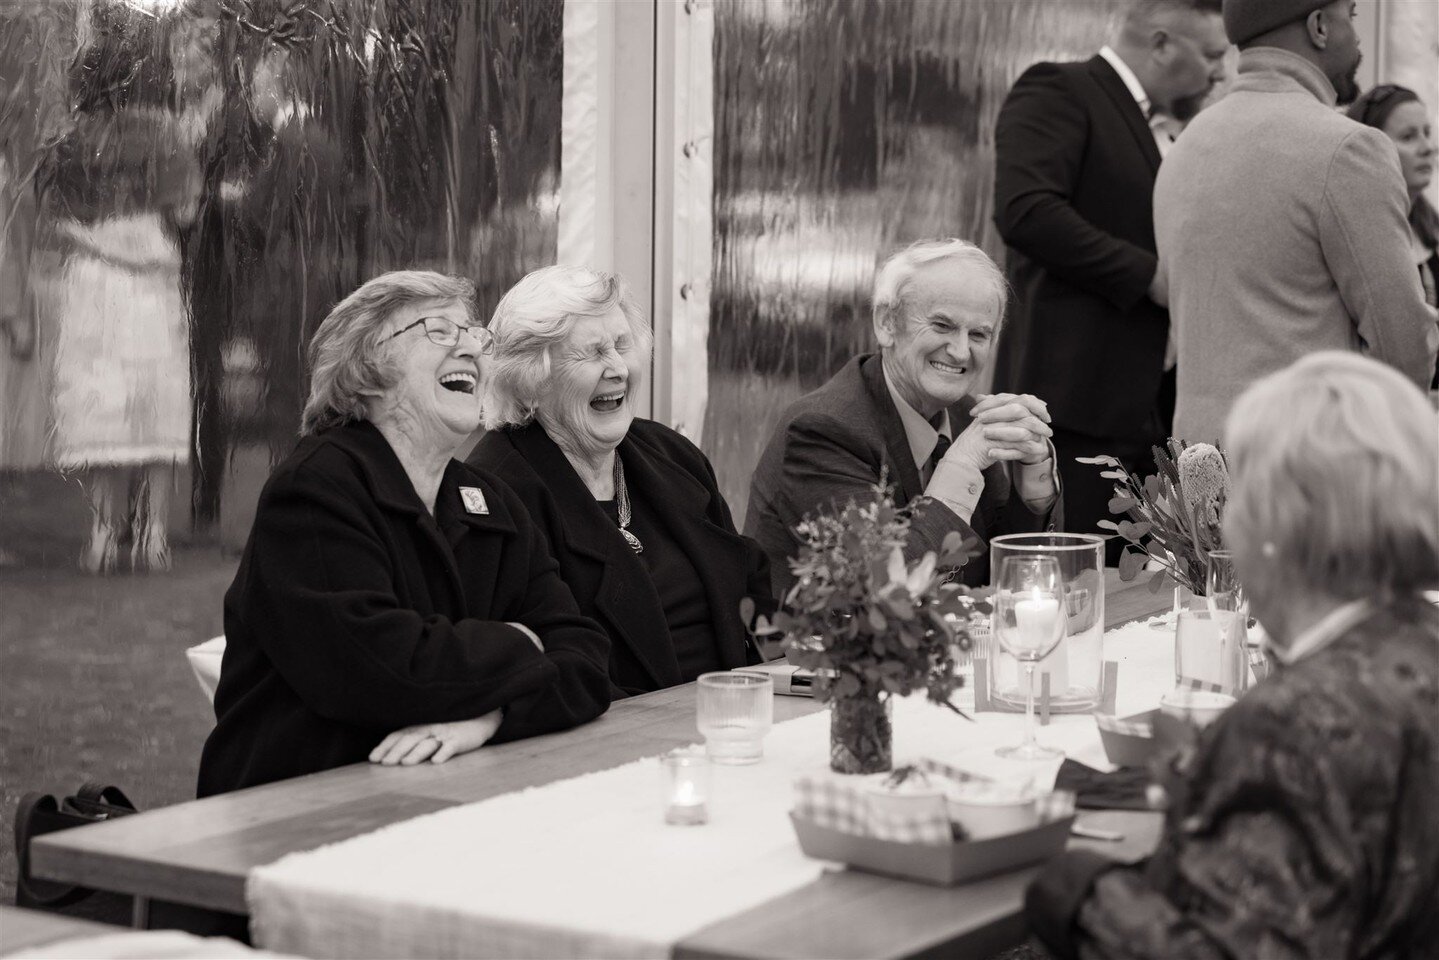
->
<box><xmin>994</xmin><ymin>555</ymin><xmax>1066</xmax><ymax>760</ymax></box>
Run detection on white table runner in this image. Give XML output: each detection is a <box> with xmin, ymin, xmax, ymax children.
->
<box><xmin>247</xmin><ymin>615</ymin><xmax>1175</xmax><ymax>959</ymax></box>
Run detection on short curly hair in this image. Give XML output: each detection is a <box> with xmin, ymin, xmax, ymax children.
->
<box><xmin>1223</xmin><ymin>351</ymin><xmax>1439</xmax><ymax>603</ymax></box>
<box><xmin>300</xmin><ymin>270</ymin><xmax>477</xmax><ymax>436</ymax></box>
<box><xmin>481</xmin><ymin>265</ymin><xmax>651</xmax><ymax>430</ymax></box>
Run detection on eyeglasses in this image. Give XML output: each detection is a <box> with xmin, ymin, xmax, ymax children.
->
<box><xmin>385</xmin><ymin>316</ymin><xmax>494</xmax><ymax>354</ymax></box>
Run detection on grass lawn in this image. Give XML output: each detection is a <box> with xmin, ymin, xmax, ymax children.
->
<box><xmin>0</xmin><ymin>546</ymin><xmax>234</xmax><ymax>905</ymax></box>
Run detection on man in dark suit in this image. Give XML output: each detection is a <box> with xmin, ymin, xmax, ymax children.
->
<box><xmin>746</xmin><ymin>239</ymin><xmax>1061</xmax><ymax>595</ymax></box>
<box><xmin>991</xmin><ymin>0</ymin><xmax>1227</xmax><ymax>563</ymax></box>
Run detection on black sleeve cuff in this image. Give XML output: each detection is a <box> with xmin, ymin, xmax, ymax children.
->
<box><xmin>1024</xmin><ymin>850</ymin><xmax>1118</xmax><ymax>960</ymax></box>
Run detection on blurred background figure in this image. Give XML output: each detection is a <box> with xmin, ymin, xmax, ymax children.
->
<box><xmin>1027</xmin><ymin>350</ymin><xmax>1439</xmax><ymax>958</ymax></box>
<box><xmin>37</xmin><ymin>4</ymin><xmax>200</xmax><ymax>573</ymax></box>
<box><xmin>1155</xmin><ymin>0</ymin><xmax>1437</xmax><ymax>444</ymax></box>
<box><xmin>991</xmin><ymin>0</ymin><xmax>1228</xmax><ymax>565</ymax></box>
<box><xmin>1347</xmin><ymin>83</ymin><xmax>1439</xmax><ymax>387</ymax></box>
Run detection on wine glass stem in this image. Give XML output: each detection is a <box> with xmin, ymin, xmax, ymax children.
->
<box><xmin>1023</xmin><ymin>662</ymin><xmax>1037</xmax><ymax>748</ymax></box>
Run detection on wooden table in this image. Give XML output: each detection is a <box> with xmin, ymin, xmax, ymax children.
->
<box><xmin>0</xmin><ymin>906</ymin><xmax>117</xmax><ymax>956</ymax></box>
<box><xmin>31</xmin><ymin>571</ymin><xmax>1171</xmax><ymax>959</ymax></box>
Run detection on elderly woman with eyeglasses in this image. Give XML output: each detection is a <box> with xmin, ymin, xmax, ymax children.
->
<box><xmin>1348</xmin><ymin>83</ymin><xmax>1439</xmax><ymax>386</ymax></box>
<box><xmin>197</xmin><ymin>271</ymin><xmax>611</xmax><ymax>796</ymax></box>
<box><xmin>467</xmin><ymin>265</ymin><xmax>772</xmax><ymax>697</ymax></box>
<box><xmin>1026</xmin><ymin>352</ymin><xmax>1439</xmax><ymax>959</ymax></box>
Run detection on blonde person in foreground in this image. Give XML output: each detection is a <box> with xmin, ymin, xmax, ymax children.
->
<box><xmin>1025</xmin><ymin>350</ymin><xmax>1439</xmax><ymax>958</ymax></box>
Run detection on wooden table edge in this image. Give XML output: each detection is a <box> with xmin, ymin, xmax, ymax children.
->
<box><xmin>29</xmin><ymin>569</ymin><xmax>1171</xmax><ymax>952</ymax></box>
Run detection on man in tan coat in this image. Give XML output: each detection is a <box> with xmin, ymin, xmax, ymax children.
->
<box><xmin>1154</xmin><ymin>0</ymin><xmax>1437</xmax><ymax>443</ymax></box>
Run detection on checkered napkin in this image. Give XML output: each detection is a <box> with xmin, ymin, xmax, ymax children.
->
<box><xmin>1175</xmin><ymin>674</ymin><xmax>1235</xmax><ymax>695</ymax></box>
<box><xmin>1095</xmin><ymin>712</ymin><xmax>1153</xmax><ymax>738</ymax></box>
<box><xmin>792</xmin><ymin>759</ymin><xmax>987</xmax><ymax>844</ymax></box>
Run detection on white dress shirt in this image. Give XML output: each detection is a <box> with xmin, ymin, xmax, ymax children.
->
<box><xmin>1099</xmin><ymin>45</ymin><xmax>1176</xmax><ymax>158</ymax></box>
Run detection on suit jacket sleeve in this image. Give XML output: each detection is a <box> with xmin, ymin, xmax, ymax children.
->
<box><xmin>782</xmin><ymin>411</ymin><xmax>983</xmax><ymax>565</ymax></box>
<box><xmin>993</xmin><ymin>62</ymin><xmax>1157</xmax><ymax>313</ymax></box>
<box><xmin>1320</xmin><ymin>128</ymin><xmax>1439</xmax><ymax>387</ymax></box>
<box><xmin>243</xmin><ymin>461</ymin><xmax>609</xmax><ymax>734</ymax></box>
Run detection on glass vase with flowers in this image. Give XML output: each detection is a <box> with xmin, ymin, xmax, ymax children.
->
<box><xmin>744</xmin><ymin>480</ymin><xmax>985</xmax><ymax>774</ymax></box>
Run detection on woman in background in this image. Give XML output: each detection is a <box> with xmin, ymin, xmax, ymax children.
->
<box><xmin>1348</xmin><ymin>83</ymin><xmax>1438</xmax><ymax>386</ymax></box>
<box><xmin>38</xmin><ymin>6</ymin><xmax>199</xmax><ymax>573</ymax></box>
<box><xmin>1026</xmin><ymin>352</ymin><xmax>1439</xmax><ymax>958</ymax></box>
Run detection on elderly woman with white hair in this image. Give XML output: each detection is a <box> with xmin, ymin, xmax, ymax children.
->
<box><xmin>468</xmin><ymin>266</ymin><xmax>772</xmax><ymax>697</ymax></box>
<box><xmin>197</xmin><ymin>271</ymin><xmax>611</xmax><ymax>796</ymax></box>
<box><xmin>1027</xmin><ymin>351</ymin><xmax>1439</xmax><ymax>958</ymax></box>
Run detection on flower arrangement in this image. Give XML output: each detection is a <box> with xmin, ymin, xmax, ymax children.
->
<box><xmin>743</xmin><ymin>479</ymin><xmax>986</xmax><ymax>773</ymax></box>
<box><xmin>1080</xmin><ymin>440</ymin><xmax>1230</xmax><ymax>596</ymax></box>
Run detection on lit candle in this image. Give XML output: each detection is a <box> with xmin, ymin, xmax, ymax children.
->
<box><xmin>1015</xmin><ymin>589</ymin><xmax>1068</xmax><ymax>694</ymax></box>
<box><xmin>663</xmin><ymin>750</ymin><xmax>710</xmax><ymax>825</ymax></box>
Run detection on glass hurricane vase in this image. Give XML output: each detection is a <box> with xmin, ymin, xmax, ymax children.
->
<box><xmin>829</xmin><ymin>690</ymin><xmax>892</xmax><ymax>775</ymax></box>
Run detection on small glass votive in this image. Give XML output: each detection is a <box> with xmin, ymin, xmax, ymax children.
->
<box><xmin>661</xmin><ymin>748</ymin><xmax>710</xmax><ymax>825</ymax></box>
<box><xmin>696</xmin><ymin>671</ymin><xmax>774</xmax><ymax>764</ymax></box>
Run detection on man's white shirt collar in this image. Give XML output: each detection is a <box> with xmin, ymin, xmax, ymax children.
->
<box><xmin>1100</xmin><ymin>45</ymin><xmax>1176</xmax><ymax>156</ymax></box>
<box><xmin>1099</xmin><ymin>46</ymin><xmax>1151</xmax><ymax>115</ymax></box>
<box><xmin>881</xmin><ymin>364</ymin><xmax>951</xmax><ymax>473</ymax></box>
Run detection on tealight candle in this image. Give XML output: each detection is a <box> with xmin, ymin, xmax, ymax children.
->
<box><xmin>1015</xmin><ymin>589</ymin><xmax>1068</xmax><ymax>693</ymax></box>
<box><xmin>661</xmin><ymin>749</ymin><xmax>710</xmax><ymax>825</ymax></box>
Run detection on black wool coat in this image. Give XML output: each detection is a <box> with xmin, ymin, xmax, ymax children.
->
<box><xmin>197</xmin><ymin>420</ymin><xmax>612</xmax><ymax>796</ymax></box>
<box><xmin>991</xmin><ymin>54</ymin><xmax>1170</xmax><ymax>443</ymax></box>
<box><xmin>745</xmin><ymin>354</ymin><xmax>1060</xmax><ymax>597</ymax></box>
<box><xmin>469</xmin><ymin>419</ymin><xmax>772</xmax><ymax>697</ymax></box>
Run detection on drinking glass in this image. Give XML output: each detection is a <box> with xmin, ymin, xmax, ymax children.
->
<box><xmin>989</xmin><ymin>533</ymin><xmax>1105</xmax><ymax>712</ymax></box>
<box><xmin>661</xmin><ymin>748</ymin><xmax>711</xmax><ymax>825</ymax></box>
<box><xmin>696</xmin><ymin>672</ymin><xmax>773</xmax><ymax>764</ymax></box>
<box><xmin>993</xmin><ymin>556</ymin><xmax>1067</xmax><ymax>760</ymax></box>
<box><xmin>1172</xmin><ymin>549</ymin><xmax>1248</xmax><ymax>693</ymax></box>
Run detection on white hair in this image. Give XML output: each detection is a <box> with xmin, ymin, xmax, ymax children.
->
<box><xmin>482</xmin><ymin>265</ymin><xmax>652</xmax><ymax>430</ymax></box>
<box><xmin>301</xmin><ymin>270</ymin><xmax>476</xmax><ymax>436</ymax></box>
<box><xmin>871</xmin><ymin>238</ymin><xmax>1007</xmax><ymax>338</ymax></box>
<box><xmin>1223</xmin><ymin>351</ymin><xmax>1439</xmax><ymax>602</ymax></box>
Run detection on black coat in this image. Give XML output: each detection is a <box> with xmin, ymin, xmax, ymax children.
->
<box><xmin>992</xmin><ymin>55</ymin><xmax>1170</xmax><ymax>442</ymax></box>
<box><xmin>197</xmin><ymin>421</ymin><xmax>611</xmax><ymax>796</ymax></box>
<box><xmin>744</xmin><ymin>354</ymin><xmax>1060</xmax><ymax>597</ymax></box>
<box><xmin>469</xmin><ymin>419</ymin><xmax>771</xmax><ymax>697</ymax></box>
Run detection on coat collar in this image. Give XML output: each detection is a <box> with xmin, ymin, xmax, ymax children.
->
<box><xmin>859</xmin><ymin>355</ymin><xmax>926</xmax><ymax>503</ymax></box>
<box><xmin>316</xmin><ymin>420</ymin><xmax>515</xmax><ymax>536</ymax></box>
<box><xmin>504</xmin><ymin>423</ymin><xmax>624</xmax><ymax>563</ymax></box>
<box><xmin>1087</xmin><ymin>53</ymin><xmax>1162</xmax><ymax>173</ymax></box>
<box><xmin>502</xmin><ymin>421</ymin><xmax>752</xmax><ymax>682</ymax></box>
<box><xmin>1234</xmin><ymin>47</ymin><xmax>1338</xmax><ymax>107</ymax></box>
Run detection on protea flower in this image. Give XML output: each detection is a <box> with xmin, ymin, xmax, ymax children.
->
<box><xmin>1177</xmin><ymin>443</ymin><xmax>1229</xmax><ymax>519</ymax></box>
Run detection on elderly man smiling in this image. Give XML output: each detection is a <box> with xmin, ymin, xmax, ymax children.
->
<box><xmin>746</xmin><ymin>239</ymin><xmax>1061</xmax><ymax>594</ymax></box>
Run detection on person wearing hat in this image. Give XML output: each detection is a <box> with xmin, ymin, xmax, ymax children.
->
<box><xmin>990</xmin><ymin>0</ymin><xmax>1228</xmax><ymax>565</ymax></box>
<box><xmin>1152</xmin><ymin>0</ymin><xmax>1437</xmax><ymax>444</ymax></box>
